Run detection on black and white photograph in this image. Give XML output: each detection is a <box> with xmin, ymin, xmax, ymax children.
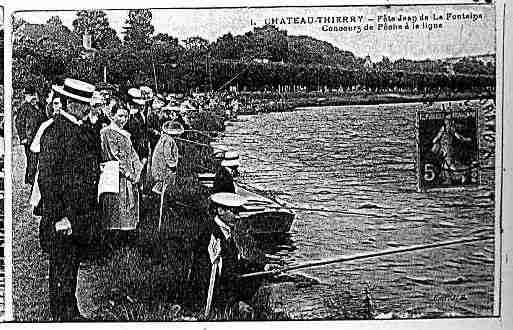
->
<box><xmin>8</xmin><ymin>1</ymin><xmax>504</xmax><ymax>323</ymax></box>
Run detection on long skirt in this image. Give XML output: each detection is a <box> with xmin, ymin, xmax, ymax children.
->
<box><xmin>99</xmin><ymin>176</ymin><xmax>140</xmax><ymax>230</ymax></box>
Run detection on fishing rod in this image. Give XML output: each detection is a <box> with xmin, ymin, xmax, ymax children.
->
<box><xmin>175</xmin><ymin>137</ymin><xmax>210</xmax><ymax>148</ymax></box>
<box><xmin>215</xmin><ymin>54</ymin><xmax>269</xmax><ymax>94</ymax></box>
<box><xmin>236</xmin><ymin>181</ymin><xmax>291</xmax><ymax>207</ymax></box>
<box><xmin>185</xmin><ymin>128</ymin><xmax>220</xmax><ymax>135</ymax></box>
<box><xmin>239</xmin><ymin>235</ymin><xmax>494</xmax><ymax>279</ymax></box>
<box><xmin>245</xmin><ymin>203</ymin><xmax>390</xmax><ymax>219</ymax></box>
<box><xmin>215</xmin><ymin>58</ymin><xmax>258</xmax><ymax>93</ymax></box>
<box><xmin>175</xmin><ymin>136</ymin><xmax>290</xmax><ymax>166</ymax></box>
<box><xmin>216</xmin><ymin>68</ymin><xmax>250</xmax><ymax>93</ymax></box>
<box><xmin>174</xmin><ymin>137</ymin><xmax>231</xmax><ymax>153</ymax></box>
<box><xmin>184</xmin><ymin>129</ymin><xmax>215</xmax><ymax>139</ymax></box>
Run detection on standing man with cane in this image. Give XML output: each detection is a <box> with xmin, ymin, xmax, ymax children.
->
<box><xmin>150</xmin><ymin>121</ymin><xmax>184</xmax><ymax>231</ymax></box>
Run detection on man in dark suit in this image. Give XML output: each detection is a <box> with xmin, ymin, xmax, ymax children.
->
<box><xmin>213</xmin><ymin>151</ymin><xmax>240</xmax><ymax>194</ymax></box>
<box><xmin>191</xmin><ymin>193</ymin><xmax>280</xmax><ymax>317</ymax></box>
<box><xmin>38</xmin><ymin>78</ymin><xmax>100</xmax><ymax>321</ymax></box>
<box><xmin>126</xmin><ymin>87</ymin><xmax>161</xmax><ymax>195</ymax></box>
<box><xmin>126</xmin><ymin>88</ymin><xmax>150</xmax><ymax>161</ymax></box>
<box><xmin>15</xmin><ymin>86</ymin><xmax>47</xmax><ymax>185</ymax></box>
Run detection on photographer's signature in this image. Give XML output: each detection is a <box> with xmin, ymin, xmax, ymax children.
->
<box><xmin>433</xmin><ymin>293</ymin><xmax>468</xmax><ymax>304</ymax></box>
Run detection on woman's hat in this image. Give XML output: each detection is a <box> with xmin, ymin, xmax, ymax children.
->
<box><xmin>53</xmin><ymin>78</ymin><xmax>95</xmax><ymax>104</ymax></box>
<box><xmin>128</xmin><ymin>88</ymin><xmax>146</xmax><ymax>105</ymax></box>
<box><xmin>162</xmin><ymin>121</ymin><xmax>184</xmax><ymax>136</ymax></box>
<box><xmin>221</xmin><ymin>150</ymin><xmax>240</xmax><ymax>167</ymax></box>
<box><xmin>210</xmin><ymin>192</ymin><xmax>246</xmax><ymax>208</ymax></box>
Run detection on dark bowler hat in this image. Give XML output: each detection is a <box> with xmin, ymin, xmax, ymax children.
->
<box><xmin>53</xmin><ymin>78</ymin><xmax>95</xmax><ymax>104</ymax></box>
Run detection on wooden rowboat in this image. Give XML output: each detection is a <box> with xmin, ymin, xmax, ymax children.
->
<box><xmin>197</xmin><ymin>173</ymin><xmax>295</xmax><ymax>234</ymax></box>
<box><xmin>236</xmin><ymin>184</ymin><xmax>295</xmax><ymax>235</ymax></box>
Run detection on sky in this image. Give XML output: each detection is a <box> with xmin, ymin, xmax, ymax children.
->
<box><xmin>16</xmin><ymin>4</ymin><xmax>496</xmax><ymax>61</ymax></box>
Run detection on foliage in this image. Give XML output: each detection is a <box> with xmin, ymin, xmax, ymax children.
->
<box><xmin>243</xmin><ymin>25</ymin><xmax>288</xmax><ymax>62</ymax></box>
<box><xmin>13</xmin><ymin>11</ymin><xmax>495</xmax><ymax>95</ymax></box>
<box><xmin>211</xmin><ymin>33</ymin><xmax>244</xmax><ymax>60</ymax></box>
<box><xmin>123</xmin><ymin>9</ymin><xmax>155</xmax><ymax>50</ymax></box>
<box><xmin>46</xmin><ymin>16</ymin><xmax>63</xmax><ymax>26</ymax></box>
<box><xmin>453</xmin><ymin>58</ymin><xmax>494</xmax><ymax>75</ymax></box>
<box><xmin>12</xmin><ymin>16</ymin><xmax>27</xmax><ymax>32</ymax></box>
<box><xmin>72</xmin><ymin>10</ymin><xmax>121</xmax><ymax>49</ymax></box>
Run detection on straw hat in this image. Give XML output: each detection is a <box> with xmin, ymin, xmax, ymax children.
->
<box><xmin>152</xmin><ymin>94</ymin><xmax>166</xmax><ymax>109</ymax></box>
<box><xmin>162</xmin><ymin>121</ymin><xmax>184</xmax><ymax>136</ymax></box>
<box><xmin>91</xmin><ymin>91</ymin><xmax>105</xmax><ymax>106</ymax></box>
<box><xmin>162</xmin><ymin>105</ymin><xmax>181</xmax><ymax>112</ymax></box>
<box><xmin>212</xmin><ymin>145</ymin><xmax>229</xmax><ymax>160</ymax></box>
<box><xmin>128</xmin><ymin>88</ymin><xmax>146</xmax><ymax>105</ymax></box>
<box><xmin>221</xmin><ymin>150</ymin><xmax>240</xmax><ymax>167</ymax></box>
<box><xmin>140</xmin><ymin>86</ymin><xmax>154</xmax><ymax>99</ymax></box>
<box><xmin>198</xmin><ymin>172</ymin><xmax>216</xmax><ymax>188</ymax></box>
<box><xmin>53</xmin><ymin>78</ymin><xmax>95</xmax><ymax>103</ymax></box>
<box><xmin>210</xmin><ymin>192</ymin><xmax>246</xmax><ymax>208</ymax></box>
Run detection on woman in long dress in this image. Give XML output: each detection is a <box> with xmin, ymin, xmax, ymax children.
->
<box><xmin>99</xmin><ymin>101</ymin><xmax>143</xmax><ymax>234</ymax></box>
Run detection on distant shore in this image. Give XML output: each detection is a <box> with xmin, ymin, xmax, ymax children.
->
<box><xmin>238</xmin><ymin>91</ymin><xmax>495</xmax><ymax>115</ymax></box>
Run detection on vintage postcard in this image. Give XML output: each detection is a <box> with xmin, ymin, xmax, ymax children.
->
<box><xmin>4</xmin><ymin>0</ymin><xmax>507</xmax><ymax>325</ymax></box>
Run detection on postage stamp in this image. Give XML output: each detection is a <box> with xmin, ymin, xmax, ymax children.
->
<box><xmin>3</xmin><ymin>0</ymin><xmax>505</xmax><ymax>324</ymax></box>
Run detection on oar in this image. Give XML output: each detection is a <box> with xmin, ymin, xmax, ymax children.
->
<box><xmin>240</xmin><ymin>235</ymin><xmax>494</xmax><ymax>279</ymax></box>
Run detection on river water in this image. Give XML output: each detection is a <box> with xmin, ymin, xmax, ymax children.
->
<box><xmin>216</xmin><ymin>101</ymin><xmax>496</xmax><ymax>319</ymax></box>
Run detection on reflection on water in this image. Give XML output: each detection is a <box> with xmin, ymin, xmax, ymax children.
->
<box><xmin>218</xmin><ymin>102</ymin><xmax>496</xmax><ymax>318</ymax></box>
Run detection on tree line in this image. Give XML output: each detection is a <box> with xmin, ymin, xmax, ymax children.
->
<box><xmin>12</xmin><ymin>10</ymin><xmax>495</xmax><ymax>95</ymax></box>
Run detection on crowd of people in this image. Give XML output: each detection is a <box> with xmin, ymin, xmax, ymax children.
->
<box><xmin>14</xmin><ymin>78</ymin><xmax>278</xmax><ymax>321</ymax></box>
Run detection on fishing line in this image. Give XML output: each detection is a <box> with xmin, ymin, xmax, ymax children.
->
<box><xmin>184</xmin><ymin>129</ymin><xmax>218</xmax><ymax>138</ymax></box>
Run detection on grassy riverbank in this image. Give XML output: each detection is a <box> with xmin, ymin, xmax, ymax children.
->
<box><xmin>13</xmin><ymin>111</ymin><xmax>230</xmax><ymax>321</ymax></box>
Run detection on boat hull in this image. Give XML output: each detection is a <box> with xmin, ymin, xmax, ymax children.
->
<box><xmin>236</xmin><ymin>185</ymin><xmax>295</xmax><ymax>234</ymax></box>
<box><xmin>239</xmin><ymin>210</ymin><xmax>295</xmax><ymax>234</ymax></box>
